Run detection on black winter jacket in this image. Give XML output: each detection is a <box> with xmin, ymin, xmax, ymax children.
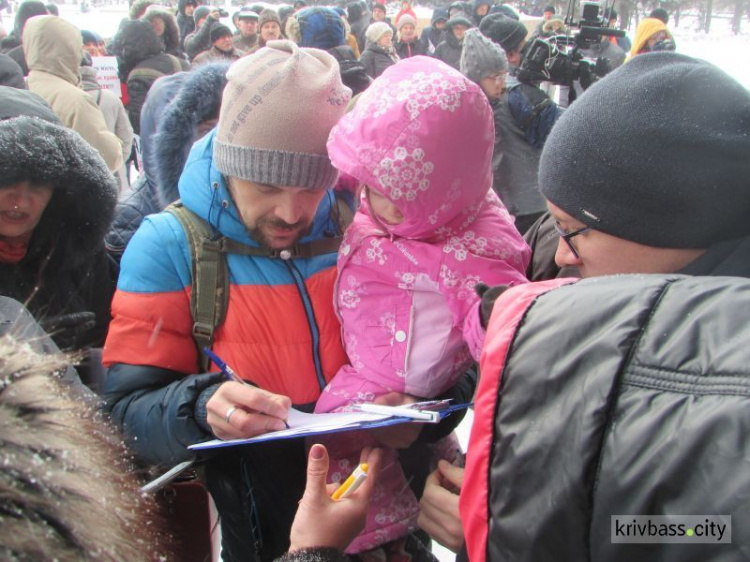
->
<box><xmin>176</xmin><ymin>0</ymin><xmax>196</xmax><ymax>47</ymax></box>
<box><xmin>185</xmin><ymin>17</ymin><xmax>222</xmax><ymax>61</ymax></box>
<box><xmin>359</xmin><ymin>43</ymin><xmax>398</xmax><ymax>79</ymax></box>
<box><xmin>0</xmin><ymin>113</ymin><xmax>118</xmax><ymax>349</ymax></box>
<box><xmin>111</xmin><ymin>19</ymin><xmax>189</xmax><ymax>133</ymax></box>
<box><xmin>463</xmin><ymin>272</ymin><xmax>750</xmax><ymax>562</ymax></box>
<box><xmin>394</xmin><ymin>39</ymin><xmax>426</xmax><ymax>59</ymax></box>
<box><xmin>434</xmin><ymin>31</ymin><xmax>463</xmax><ymax>70</ymax></box>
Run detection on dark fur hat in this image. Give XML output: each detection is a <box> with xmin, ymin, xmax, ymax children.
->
<box><xmin>142</xmin><ymin>4</ymin><xmax>182</xmax><ymax>54</ymax></box>
<box><xmin>0</xmin><ymin>115</ymin><xmax>118</xmax><ymax>265</ymax></box>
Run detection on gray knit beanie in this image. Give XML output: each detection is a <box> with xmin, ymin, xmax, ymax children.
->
<box><xmin>460</xmin><ymin>28</ymin><xmax>508</xmax><ymax>84</ymax></box>
<box><xmin>479</xmin><ymin>13</ymin><xmax>528</xmax><ymax>52</ymax></box>
<box><xmin>540</xmin><ymin>52</ymin><xmax>750</xmax><ymax>249</ymax></box>
<box><xmin>214</xmin><ymin>40</ymin><xmax>352</xmax><ymax>189</ymax></box>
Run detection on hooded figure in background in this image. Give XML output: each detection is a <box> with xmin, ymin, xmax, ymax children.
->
<box><xmin>23</xmin><ymin>15</ymin><xmax>123</xmax><ymax>173</ymax></box>
<box><xmin>141</xmin><ymin>4</ymin><xmax>186</xmax><ymax>58</ymax></box>
<box><xmin>176</xmin><ymin>0</ymin><xmax>199</xmax><ymax>47</ymax></box>
<box><xmin>105</xmin><ymin>63</ymin><xmax>229</xmax><ymax>261</ymax></box>
<box><xmin>435</xmin><ymin>15</ymin><xmax>473</xmax><ymax>70</ymax></box>
<box><xmin>418</xmin><ymin>7</ymin><xmax>448</xmax><ymax>55</ymax></box>
<box><xmin>346</xmin><ymin>0</ymin><xmax>369</xmax><ymax>51</ymax></box>
<box><xmin>110</xmin><ymin>19</ymin><xmax>189</xmax><ymax>134</ymax></box>
<box><xmin>0</xmin><ymin>86</ymin><xmax>118</xmax><ymax>351</ymax></box>
<box><xmin>80</xmin><ymin>56</ymin><xmax>134</xmax><ymax>193</ymax></box>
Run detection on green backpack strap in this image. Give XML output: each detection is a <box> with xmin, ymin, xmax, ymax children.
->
<box><xmin>165</xmin><ymin>193</ymin><xmax>354</xmax><ymax>373</ymax></box>
<box><xmin>166</xmin><ymin>202</ymin><xmax>228</xmax><ymax>373</ymax></box>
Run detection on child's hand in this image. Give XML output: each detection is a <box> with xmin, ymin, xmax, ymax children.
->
<box><xmin>368</xmin><ymin>392</ymin><xmax>424</xmax><ymax>449</ymax></box>
<box><xmin>289</xmin><ymin>444</ymin><xmax>382</xmax><ymax>552</ymax></box>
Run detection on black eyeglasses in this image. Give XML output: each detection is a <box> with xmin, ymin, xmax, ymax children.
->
<box><xmin>554</xmin><ymin>221</ymin><xmax>590</xmax><ymax>259</ymax></box>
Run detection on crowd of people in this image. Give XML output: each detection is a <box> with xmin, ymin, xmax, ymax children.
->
<box><xmin>1</xmin><ymin>0</ymin><xmax>749</xmax><ymax>561</ymax></box>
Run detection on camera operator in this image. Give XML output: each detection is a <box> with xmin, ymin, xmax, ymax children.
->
<box><xmin>478</xmin><ymin>13</ymin><xmax>563</xmax><ymax>234</ymax></box>
<box><xmin>184</xmin><ymin>5</ymin><xmax>226</xmax><ymax>61</ymax></box>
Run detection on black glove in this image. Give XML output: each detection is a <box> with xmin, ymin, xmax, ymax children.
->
<box><xmin>40</xmin><ymin>311</ymin><xmax>96</xmax><ymax>349</ymax></box>
<box><xmin>475</xmin><ymin>283</ymin><xmax>510</xmax><ymax>329</ymax></box>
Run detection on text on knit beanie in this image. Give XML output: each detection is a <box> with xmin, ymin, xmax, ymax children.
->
<box><xmin>460</xmin><ymin>28</ymin><xmax>508</xmax><ymax>84</ymax></box>
<box><xmin>539</xmin><ymin>52</ymin><xmax>750</xmax><ymax>249</ymax></box>
<box><xmin>366</xmin><ymin>21</ymin><xmax>392</xmax><ymax>43</ymax></box>
<box><xmin>214</xmin><ymin>40</ymin><xmax>352</xmax><ymax>189</ymax></box>
<box><xmin>479</xmin><ymin>13</ymin><xmax>528</xmax><ymax>51</ymax></box>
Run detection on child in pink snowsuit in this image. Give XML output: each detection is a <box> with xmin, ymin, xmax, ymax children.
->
<box><xmin>318</xmin><ymin>56</ymin><xmax>531</xmax><ymax>554</ymax></box>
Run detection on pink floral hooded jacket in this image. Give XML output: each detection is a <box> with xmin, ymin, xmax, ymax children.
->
<box><xmin>320</xmin><ymin>56</ymin><xmax>531</xmax><ymax>409</ymax></box>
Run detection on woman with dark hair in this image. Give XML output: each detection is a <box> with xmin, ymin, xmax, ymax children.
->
<box><xmin>0</xmin><ymin>86</ymin><xmax>119</xmax><ymax>351</ymax></box>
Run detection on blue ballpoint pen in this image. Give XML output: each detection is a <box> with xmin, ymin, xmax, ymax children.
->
<box><xmin>203</xmin><ymin>347</ymin><xmax>290</xmax><ymax>428</ymax></box>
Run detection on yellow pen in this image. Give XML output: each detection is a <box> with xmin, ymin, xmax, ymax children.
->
<box><xmin>331</xmin><ymin>463</ymin><xmax>369</xmax><ymax>500</ymax></box>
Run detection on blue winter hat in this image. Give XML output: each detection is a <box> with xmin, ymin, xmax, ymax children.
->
<box><xmin>296</xmin><ymin>7</ymin><xmax>345</xmax><ymax>49</ymax></box>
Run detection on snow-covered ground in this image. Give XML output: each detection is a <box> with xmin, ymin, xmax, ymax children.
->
<box><xmin>43</xmin><ymin>2</ymin><xmax>750</xmax><ymax>89</ymax></box>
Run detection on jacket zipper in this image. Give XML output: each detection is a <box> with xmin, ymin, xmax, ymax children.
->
<box><xmin>284</xmin><ymin>260</ymin><xmax>327</xmax><ymax>391</ymax></box>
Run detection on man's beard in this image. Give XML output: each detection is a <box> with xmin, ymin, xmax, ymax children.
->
<box><xmin>247</xmin><ymin>216</ymin><xmax>314</xmax><ymax>251</ymax></box>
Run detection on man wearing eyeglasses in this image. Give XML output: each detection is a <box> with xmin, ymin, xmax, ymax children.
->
<box><xmin>419</xmin><ymin>52</ymin><xmax>750</xmax><ymax>559</ymax></box>
<box><xmin>541</xmin><ymin>53</ymin><xmax>749</xmax><ymax>280</ymax></box>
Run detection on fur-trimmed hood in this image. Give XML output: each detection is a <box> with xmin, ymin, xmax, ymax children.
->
<box><xmin>153</xmin><ymin>61</ymin><xmax>228</xmax><ymax>203</ymax></box>
<box><xmin>142</xmin><ymin>5</ymin><xmax>183</xmax><ymax>54</ymax></box>
<box><xmin>129</xmin><ymin>0</ymin><xmax>154</xmax><ymax>19</ymax></box>
<box><xmin>0</xmin><ymin>115</ymin><xmax>117</xmax><ymax>267</ymax></box>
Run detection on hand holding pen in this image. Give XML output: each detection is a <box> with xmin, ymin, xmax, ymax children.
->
<box><xmin>289</xmin><ymin>444</ymin><xmax>383</xmax><ymax>553</ymax></box>
<box><xmin>203</xmin><ymin>348</ymin><xmax>292</xmax><ymax>440</ymax></box>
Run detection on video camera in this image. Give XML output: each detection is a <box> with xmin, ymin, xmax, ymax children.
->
<box><xmin>516</xmin><ymin>1</ymin><xmax>625</xmax><ymax>91</ymax></box>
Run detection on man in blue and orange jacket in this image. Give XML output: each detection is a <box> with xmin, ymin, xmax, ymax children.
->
<box><xmin>102</xmin><ymin>41</ymin><xmax>354</xmax><ymax>562</ymax></box>
<box><xmin>102</xmin><ymin>40</ymin><xmax>475</xmax><ymax>562</ymax></box>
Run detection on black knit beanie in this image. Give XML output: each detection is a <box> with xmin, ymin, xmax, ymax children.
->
<box><xmin>540</xmin><ymin>52</ymin><xmax>750</xmax><ymax>249</ymax></box>
<box><xmin>479</xmin><ymin>13</ymin><xmax>528</xmax><ymax>52</ymax></box>
<box><xmin>210</xmin><ymin>24</ymin><xmax>232</xmax><ymax>43</ymax></box>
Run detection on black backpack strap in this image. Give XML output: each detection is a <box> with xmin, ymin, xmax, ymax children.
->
<box><xmin>166</xmin><ymin>202</ymin><xmax>228</xmax><ymax>372</ymax></box>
